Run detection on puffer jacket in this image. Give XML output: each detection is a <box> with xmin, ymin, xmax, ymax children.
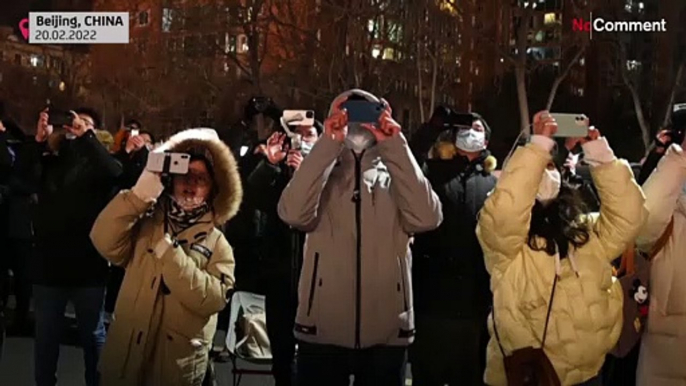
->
<box><xmin>277</xmin><ymin>131</ymin><xmax>442</xmax><ymax>349</ymax></box>
<box><xmin>477</xmin><ymin>136</ymin><xmax>646</xmax><ymax>385</ymax></box>
<box><xmin>90</xmin><ymin>129</ymin><xmax>242</xmax><ymax>386</ymax></box>
<box><xmin>636</xmin><ymin>144</ymin><xmax>686</xmax><ymax>386</ymax></box>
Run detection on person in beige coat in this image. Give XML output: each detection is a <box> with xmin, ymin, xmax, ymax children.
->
<box><xmin>636</xmin><ymin>135</ymin><xmax>686</xmax><ymax>386</ymax></box>
<box><xmin>90</xmin><ymin>128</ymin><xmax>242</xmax><ymax>386</ymax></box>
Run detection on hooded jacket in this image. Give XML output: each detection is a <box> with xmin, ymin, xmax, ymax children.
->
<box><xmin>90</xmin><ymin>128</ymin><xmax>242</xmax><ymax>386</ymax></box>
<box><xmin>477</xmin><ymin>136</ymin><xmax>646</xmax><ymax>385</ymax></box>
<box><xmin>636</xmin><ymin>144</ymin><xmax>686</xmax><ymax>386</ymax></box>
<box><xmin>277</xmin><ymin>89</ymin><xmax>443</xmax><ymax>349</ymax></box>
<box><xmin>30</xmin><ymin>129</ymin><xmax>123</xmax><ymax>287</ymax></box>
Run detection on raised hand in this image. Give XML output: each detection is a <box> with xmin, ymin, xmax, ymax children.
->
<box><xmin>36</xmin><ymin>108</ymin><xmax>53</xmax><ymax>143</ymax></box>
<box><xmin>256</xmin><ymin>132</ymin><xmax>288</xmax><ymax>165</ymax></box>
<box><xmin>362</xmin><ymin>99</ymin><xmax>401</xmax><ymax>142</ymax></box>
<box><xmin>324</xmin><ymin>104</ymin><xmax>348</xmax><ymax>143</ymax></box>
<box><xmin>532</xmin><ymin>111</ymin><xmax>558</xmax><ymax>138</ymax></box>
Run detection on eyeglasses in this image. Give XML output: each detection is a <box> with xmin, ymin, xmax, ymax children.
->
<box><xmin>177</xmin><ymin>173</ymin><xmax>212</xmax><ymax>187</ymax></box>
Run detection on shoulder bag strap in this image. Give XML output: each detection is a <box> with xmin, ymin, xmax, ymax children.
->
<box><xmin>648</xmin><ymin>216</ymin><xmax>674</xmax><ymax>261</ymax></box>
<box><xmin>541</xmin><ymin>274</ymin><xmax>559</xmax><ymax>347</ymax></box>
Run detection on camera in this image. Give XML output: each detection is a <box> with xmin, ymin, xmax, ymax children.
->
<box><xmin>48</xmin><ymin>111</ymin><xmax>74</xmax><ymax>127</ymax></box>
<box><xmin>669</xmin><ymin>104</ymin><xmax>686</xmax><ymax>145</ymax></box>
<box><xmin>444</xmin><ymin>112</ymin><xmax>475</xmax><ymax>130</ymax></box>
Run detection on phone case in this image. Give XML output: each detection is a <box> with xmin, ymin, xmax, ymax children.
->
<box><xmin>551</xmin><ymin>114</ymin><xmax>589</xmax><ymax>138</ymax></box>
<box><xmin>342</xmin><ymin>100</ymin><xmax>384</xmax><ymax>123</ymax></box>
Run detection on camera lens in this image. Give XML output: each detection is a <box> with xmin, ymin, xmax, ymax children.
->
<box><xmin>306</xmin><ymin>111</ymin><xmax>314</xmax><ymax>119</ymax></box>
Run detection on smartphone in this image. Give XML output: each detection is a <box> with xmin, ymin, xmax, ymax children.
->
<box><xmin>146</xmin><ymin>152</ymin><xmax>190</xmax><ymax>175</ymax></box>
<box><xmin>131</xmin><ymin>129</ymin><xmax>140</xmax><ymax>137</ymax></box>
<box><xmin>48</xmin><ymin>111</ymin><xmax>74</xmax><ymax>127</ymax></box>
<box><xmin>445</xmin><ymin>112</ymin><xmax>475</xmax><ymax>129</ymax></box>
<box><xmin>282</xmin><ymin>110</ymin><xmax>315</xmax><ymax>126</ymax></box>
<box><xmin>551</xmin><ymin>113</ymin><xmax>589</xmax><ymax>138</ymax></box>
<box><xmin>341</xmin><ymin>100</ymin><xmax>385</xmax><ymax>123</ymax></box>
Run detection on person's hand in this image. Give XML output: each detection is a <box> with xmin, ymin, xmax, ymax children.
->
<box><xmin>578</xmin><ymin>126</ymin><xmax>601</xmax><ymax>145</ymax></box>
<box><xmin>324</xmin><ymin>102</ymin><xmax>348</xmax><ymax>142</ymax></box>
<box><xmin>131</xmin><ymin>169</ymin><xmax>164</xmax><ymax>203</ymax></box>
<box><xmin>286</xmin><ymin>149</ymin><xmax>303</xmax><ymax>170</ymax></box>
<box><xmin>125</xmin><ymin>135</ymin><xmax>146</xmax><ymax>154</ymax></box>
<box><xmin>656</xmin><ymin>130</ymin><xmax>672</xmax><ymax>146</ymax></box>
<box><xmin>35</xmin><ymin>108</ymin><xmax>53</xmax><ymax>143</ymax></box>
<box><xmin>362</xmin><ymin>99</ymin><xmax>401</xmax><ymax>142</ymax></box>
<box><xmin>65</xmin><ymin>111</ymin><xmax>91</xmax><ymax>138</ymax></box>
<box><xmin>256</xmin><ymin>132</ymin><xmax>288</xmax><ymax>164</ymax></box>
<box><xmin>532</xmin><ymin>111</ymin><xmax>557</xmax><ymax>137</ymax></box>
<box><xmin>0</xmin><ymin>121</ymin><xmax>5</xmax><ymax>133</ymax></box>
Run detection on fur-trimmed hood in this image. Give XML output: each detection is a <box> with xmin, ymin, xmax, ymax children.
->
<box><xmin>157</xmin><ymin>128</ymin><xmax>243</xmax><ymax>226</ymax></box>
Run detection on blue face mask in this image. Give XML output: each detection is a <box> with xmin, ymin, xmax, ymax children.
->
<box><xmin>300</xmin><ymin>140</ymin><xmax>315</xmax><ymax>157</ymax></box>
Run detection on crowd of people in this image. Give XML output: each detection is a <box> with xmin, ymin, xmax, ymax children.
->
<box><xmin>0</xmin><ymin>90</ymin><xmax>684</xmax><ymax>386</ymax></box>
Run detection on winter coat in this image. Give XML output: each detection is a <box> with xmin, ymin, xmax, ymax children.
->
<box><xmin>277</xmin><ymin>134</ymin><xmax>442</xmax><ymax>349</ymax></box>
<box><xmin>31</xmin><ymin>130</ymin><xmax>122</xmax><ymax>287</ymax></box>
<box><xmin>412</xmin><ymin>152</ymin><xmax>497</xmax><ymax>320</ymax></box>
<box><xmin>115</xmin><ymin>148</ymin><xmax>149</xmax><ymax>190</ymax></box>
<box><xmin>90</xmin><ymin>129</ymin><xmax>242</xmax><ymax>386</ymax></box>
<box><xmin>636</xmin><ymin>144</ymin><xmax>686</xmax><ymax>386</ymax></box>
<box><xmin>477</xmin><ymin>137</ymin><xmax>646</xmax><ymax>385</ymax></box>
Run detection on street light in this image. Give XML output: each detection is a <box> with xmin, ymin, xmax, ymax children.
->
<box><xmin>59</xmin><ymin>81</ymin><xmax>66</xmax><ymax>91</ymax></box>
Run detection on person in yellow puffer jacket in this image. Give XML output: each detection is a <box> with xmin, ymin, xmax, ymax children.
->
<box><xmin>476</xmin><ymin>111</ymin><xmax>647</xmax><ymax>385</ymax></box>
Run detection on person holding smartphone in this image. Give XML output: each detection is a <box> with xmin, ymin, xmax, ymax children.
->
<box><xmin>278</xmin><ymin>89</ymin><xmax>442</xmax><ymax>386</ymax></box>
<box><xmin>477</xmin><ymin>111</ymin><xmax>646</xmax><ymax>386</ymax></box>
<box><xmin>90</xmin><ymin>128</ymin><xmax>241</xmax><ymax>386</ymax></box>
<box><xmin>245</xmin><ymin>116</ymin><xmax>322</xmax><ymax>386</ymax></box>
<box><xmin>408</xmin><ymin>107</ymin><xmax>497</xmax><ymax>386</ymax></box>
<box><xmin>29</xmin><ymin>107</ymin><xmax>122</xmax><ymax>386</ymax></box>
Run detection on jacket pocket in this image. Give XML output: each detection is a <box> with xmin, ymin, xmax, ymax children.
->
<box><xmin>307</xmin><ymin>252</ymin><xmax>321</xmax><ymax>316</ymax></box>
<box><xmin>161</xmin><ymin>329</ymin><xmax>209</xmax><ymax>385</ymax></box>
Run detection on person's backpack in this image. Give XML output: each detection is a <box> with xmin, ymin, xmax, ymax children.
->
<box><xmin>493</xmin><ymin>274</ymin><xmax>561</xmax><ymax>386</ymax></box>
<box><xmin>611</xmin><ymin>217</ymin><xmax>674</xmax><ymax>358</ymax></box>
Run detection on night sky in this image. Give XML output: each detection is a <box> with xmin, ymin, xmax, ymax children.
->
<box><xmin>0</xmin><ymin>0</ymin><xmax>94</xmax><ymax>30</ymax></box>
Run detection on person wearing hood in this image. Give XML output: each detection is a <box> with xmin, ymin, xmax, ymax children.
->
<box><xmin>635</xmin><ymin>117</ymin><xmax>686</xmax><ymax>386</ymax></box>
<box><xmin>247</xmin><ymin>116</ymin><xmax>322</xmax><ymax>386</ymax></box>
<box><xmin>90</xmin><ymin>128</ymin><xmax>242</xmax><ymax>386</ymax></box>
<box><xmin>29</xmin><ymin>107</ymin><xmax>122</xmax><ymax>386</ymax></box>
<box><xmin>477</xmin><ymin>111</ymin><xmax>646</xmax><ymax>385</ymax></box>
<box><xmin>277</xmin><ymin>89</ymin><xmax>442</xmax><ymax>385</ymax></box>
<box><xmin>408</xmin><ymin>107</ymin><xmax>497</xmax><ymax>385</ymax></box>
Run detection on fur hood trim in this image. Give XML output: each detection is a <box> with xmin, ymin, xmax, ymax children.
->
<box><xmin>157</xmin><ymin>128</ymin><xmax>243</xmax><ymax>226</ymax></box>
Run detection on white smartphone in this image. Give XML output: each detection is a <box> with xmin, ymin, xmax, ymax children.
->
<box><xmin>282</xmin><ymin>110</ymin><xmax>315</xmax><ymax>126</ymax></box>
<box><xmin>131</xmin><ymin>129</ymin><xmax>140</xmax><ymax>137</ymax></box>
<box><xmin>146</xmin><ymin>152</ymin><xmax>190</xmax><ymax>175</ymax></box>
<box><xmin>551</xmin><ymin>113</ymin><xmax>589</xmax><ymax>138</ymax></box>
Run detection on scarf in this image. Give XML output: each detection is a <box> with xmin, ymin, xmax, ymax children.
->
<box><xmin>165</xmin><ymin>195</ymin><xmax>211</xmax><ymax>235</ymax></box>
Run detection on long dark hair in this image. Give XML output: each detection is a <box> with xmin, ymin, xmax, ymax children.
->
<box><xmin>527</xmin><ymin>182</ymin><xmax>591</xmax><ymax>258</ymax></box>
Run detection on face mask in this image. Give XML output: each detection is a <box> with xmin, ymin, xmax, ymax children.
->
<box><xmin>536</xmin><ymin>168</ymin><xmax>562</xmax><ymax>203</ymax></box>
<box><xmin>171</xmin><ymin>194</ymin><xmax>207</xmax><ymax>211</ymax></box>
<box><xmin>455</xmin><ymin>129</ymin><xmax>486</xmax><ymax>153</ymax></box>
<box><xmin>344</xmin><ymin>123</ymin><xmax>376</xmax><ymax>153</ymax></box>
<box><xmin>300</xmin><ymin>140</ymin><xmax>315</xmax><ymax>157</ymax></box>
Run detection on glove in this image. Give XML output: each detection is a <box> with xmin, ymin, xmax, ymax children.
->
<box><xmin>132</xmin><ymin>170</ymin><xmax>164</xmax><ymax>203</ymax></box>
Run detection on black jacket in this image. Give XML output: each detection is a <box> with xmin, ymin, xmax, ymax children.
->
<box><xmin>114</xmin><ymin>148</ymin><xmax>149</xmax><ymax>189</ymax></box>
<box><xmin>410</xmin><ymin>124</ymin><xmax>497</xmax><ymax>319</ymax></box>
<box><xmin>0</xmin><ymin>132</ymin><xmax>37</xmax><ymax>240</ymax></box>
<box><xmin>29</xmin><ymin>131</ymin><xmax>122</xmax><ymax>287</ymax></box>
<box><xmin>247</xmin><ymin>159</ymin><xmax>304</xmax><ymax>296</ymax></box>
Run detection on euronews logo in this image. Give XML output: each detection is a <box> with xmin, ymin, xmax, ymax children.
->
<box><xmin>572</xmin><ymin>16</ymin><xmax>667</xmax><ymax>38</ymax></box>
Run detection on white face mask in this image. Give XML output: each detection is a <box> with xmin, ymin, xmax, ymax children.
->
<box><xmin>345</xmin><ymin>123</ymin><xmax>376</xmax><ymax>153</ymax></box>
<box><xmin>300</xmin><ymin>140</ymin><xmax>315</xmax><ymax>157</ymax></box>
<box><xmin>455</xmin><ymin>129</ymin><xmax>486</xmax><ymax>153</ymax></box>
<box><xmin>536</xmin><ymin>168</ymin><xmax>562</xmax><ymax>203</ymax></box>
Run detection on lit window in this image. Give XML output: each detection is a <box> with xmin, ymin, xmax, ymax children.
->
<box><xmin>59</xmin><ymin>81</ymin><xmax>66</xmax><ymax>91</ymax></box>
<box><xmin>580</xmin><ymin>57</ymin><xmax>585</xmax><ymax>66</ymax></box>
<box><xmin>162</xmin><ymin>8</ymin><xmax>173</xmax><ymax>32</ymax></box>
<box><xmin>544</xmin><ymin>13</ymin><xmax>557</xmax><ymax>25</ymax></box>
<box><xmin>578</xmin><ymin>88</ymin><xmax>584</xmax><ymax>96</ymax></box>
<box><xmin>372</xmin><ymin>47</ymin><xmax>381</xmax><ymax>58</ymax></box>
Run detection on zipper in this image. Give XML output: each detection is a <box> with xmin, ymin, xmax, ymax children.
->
<box><xmin>398</xmin><ymin>256</ymin><xmax>409</xmax><ymax>312</ymax></box>
<box><xmin>307</xmin><ymin>252</ymin><xmax>320</xmax><ymax>316</ymax></box>
<box><xmin>353</xmin><ymin>151</ymin><xmax>363</xmax><ymax>349</ymax></box>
